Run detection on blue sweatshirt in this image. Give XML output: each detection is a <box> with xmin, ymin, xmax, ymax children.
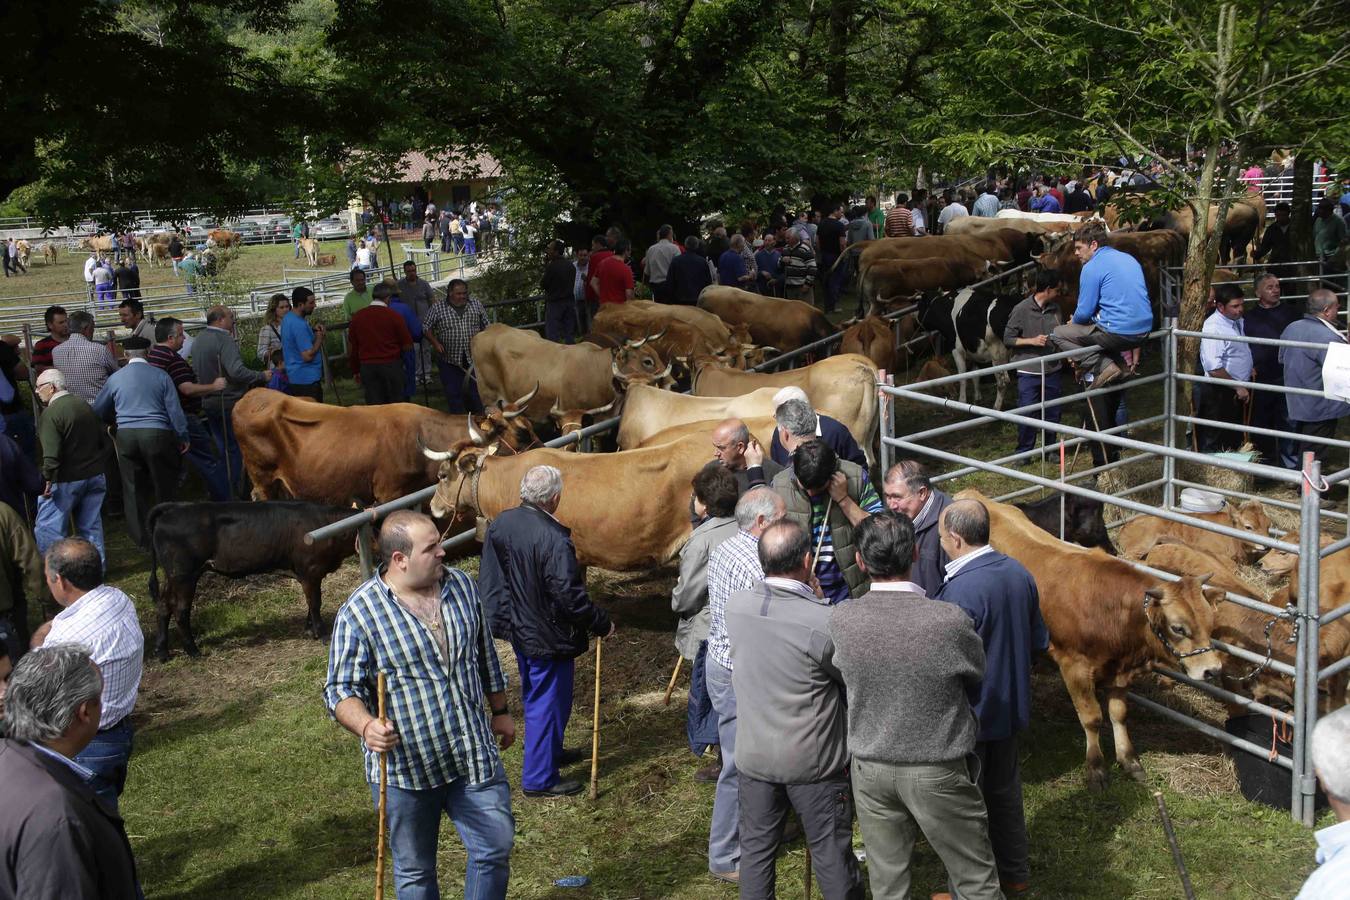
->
<box><xmin>92</xmin><ymin>359</ymin><xmax>189</xmax><ymax>442</ymax></box>
<box><xmin>1072</xmin><ymin>245</ymin><xmax>1153</xmax><ymax>335</ymax></box>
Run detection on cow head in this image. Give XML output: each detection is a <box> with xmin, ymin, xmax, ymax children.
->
<box><xmin>1142</xmin><ymin>574</ymin><xmax>1223</xmax><ymax>682</ymax></box>
<box><xmin>549</xmin><ymin>400</ymin><xmax>615</xmax><ymax>451</ymax></box>
<box><xmin>611</xmin><ymin>345</ymin><xmax>674</xmax><ymax>392</ymax></box>
<box><xmin>1232</xmin><ymin>499</ymin><xmax>1273</xmax><ymax>559</ymax></box>
<box><xmin>421</xmin><ymin>444</ymin><xmax>494</xmax><ymax>519</ymax></box>
<box><xmin>475</xmin><ymin>384</ymin><xmax>545</xmax><ymax>453</ymax></box>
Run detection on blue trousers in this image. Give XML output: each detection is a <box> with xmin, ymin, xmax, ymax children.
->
<box><xmin>402</xmin><ymin>350</ymin><xmax>417</xmax><ymax>400</ymax></box>
<box><xmin>204</xmin><ymin>409</ymin><xmax>244</xmax><ymax>498</ymax></box>
<box><xmin>437</xmin><ymin>360</ymin><xmax>485</xmax><ymax>415</ymax></box>
<box><xmin>35</xmin><ymin>474</ymin><xmax>107</xmax><ymax>563</ymax></box>
<box><xmin>185</xmin><ymin>415</ymin><xmax>229</xmax><ymax>501</ymax></box>
<box><xmin>687</xmin><ymin>640</ymin><xmax>719</xmax><ymax>754</ymax></box>
<box><xmin>705</xmin><ymin>657</ymin><xmax>740</xmax><ymax>873</ymax></box>
<box><xmin>514</xmin><ymin>651</ymin><xmax>574</xmax><ymax>792</ymax></box>
<box><xmin>371</xmin><ymin>762</ymin><xmax>515</xmax><ymax>900</ymax></box>
<box><xmin>1014</xmin><ymin>370</ymin><xmax>1064</xmax><ymax>453</ymax></box>
<box><xmin>76</xmin><ymin>718</ymin><xmax>133</xmax><ymax>812</ymax></box>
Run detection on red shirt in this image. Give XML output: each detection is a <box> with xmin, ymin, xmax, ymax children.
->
<box><xmin>596</xmin><ymin>255</ymin><xmax>634</xmax><ymax>305</ymax></box>
<box><xmin>32</xmin><ymin>336</ymin><xmax>63</xmax><ymax>372</ymax></box>
<box><xmin>348</xmin><ymin>302</ymin><xmax>412</xmax><ymax>373</ymax></box>
<box><xmin>585</xmin><ymin>249</ymin><xmax>613</xmax><ymax>302</ymax></box>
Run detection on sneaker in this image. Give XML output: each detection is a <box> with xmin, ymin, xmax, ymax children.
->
<box><xmin>523</xmin><ymin>779</ymin><xmax>584</xmax><ymax>798</ymax></box>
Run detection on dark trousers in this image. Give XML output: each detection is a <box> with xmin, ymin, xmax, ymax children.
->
<box><xmin>686</xmin><ymin>640</ymin><xmax>719</xmax><ymax>754</ymax></box>
<box><xmin>1250</xmin><ymin>379</ymin><xmax>1299</xmax><ymax>468</ymax></box>
<box><xmin>976</xmin><ymin>735</ymin><xmax>1030</xmax><ymax>884</ymax></box>
<box><xmin>1197</xmin><ymin>384</ymin><xmax>1246</xmax><ymax>453</ymax></box>
<box><xmin>1085</xmin><ymin>387</ymin><xmax>1126</xmax><ymax>467</ymax></box>
<box><xmin>359</xmin><ymin>360</ymin><xmax>404</xmax><ymax>405</ymax></box>
<box><xmin>115</xmin><ymin>427</ymin><xmax>181</xmax><ymax>548</ymax></box>
<box><xmin>544</xmin><ymin>298</ymin><xmax>579</xmax><ymax>343</ymax></box>
<box><xmin>1291</xmin><ymin>419</ymin><xmax>1339</xmax><ymax>471</ymax></box>
<box><xmin>650</xmin><ymin>281</ymin><xmax>674</xmax><ymax>304</ymax></box>
<box><xmin>819</xmin><ymin>253</ymin><xmax>842</xmax><ymax>313</ymax></box>
<box><xmin>287</xmin><ymin>381</ymin><xmax>324</xmax><ymax>402</ymax></box>
<box><xmin>738</xmin><ymin>772</ymin><xmax>864</xmax><ymax>900</ymax></box>
<box><xmin>1014</xmin><ymin>370</ymin><xmax>1064</xmax><ymax>453</ymax></box>
<box><xmin>4</xmin><ymin>409</ymin><xmax>35</xmax><ymax>459</ymax></box>
<box><xmin>204</xmin><ymin>406</ymin><xmax>246</xmax><ymax>499</ymax></box>
<box><xmin>75</xmin><ymin>718</ymin><xmax>134</xmax><ymax>812</ymax></box>
<box><xmin>515</xmin><ymin>651</ymin><xmax>574</xmax><ymax>792</ymax></box>
<box><xmin>438</xmin><ymin>359</ymin><xmax>484</xmax><ymax>414</ymax></box>
<box><xmin>185</xmin><ymin>415</ymin><xmax>229</xmax><ymax>501</ymax></box>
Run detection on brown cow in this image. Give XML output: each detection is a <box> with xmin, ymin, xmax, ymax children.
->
<box><xmin>618</xmin><ymin>384</ymin><xmax>790</xmax><ymax>450</ymax></box>
<box><xmin>80</xmin><ymin>234</ymin><xmax>117</xmax><ymax>253</ymax></box>
<box><xmin>299</xmin><ymin>237</ymin><xmax>320</xmax><ymax>266</ymax></box>
<box><xmin>422</xmin><ymin>434</ymin><xmax>717</xmax><ymax>570</ymax></box>
<box><xmin>594</xmin><ymin>300</ymin><xmax>746</xmax><ymax>366</ymax></box>
<box><xmin>208</xmin><ymin>229</ymin><xmax>242</xmax><ymax>248</ymax></box>
<box><xmin>1117</xmin><ymin>499</ymin><xmax>1273</xmax><ymax>564</ymax></box>
<box><xmin>961</xmin><ymin>489</ymin><xmax>1223</xmax><ymax>787</ymax></box>
<box><xmin>637</xmin><ymin>415</ymin><xmax>777</xmax><ymax>449</ymax></box>
<box><xmin>233</xmin><ymin>387</ymin><xmax>543</xmax><ymax>506</ymax></box>
<box><xmin>1106</xmin><ymin>191</ymin><xmax>1265</xmax><ymax>264</ymax></box>
<box><xmin>1035</xmin><ymin>227</ymin><xmax>1187</xmax><ymax>309</ymax></box>
<box><xmin>839</xmin><ymin>315</ymin><xmax>897</xmax><ymax>373</ymax></box>
<box><xmin>690</xmin><ymin>353</ymin><xmax>880</xmax><ymax>467</ymax></box>
<box><xmin>1143</xmin><ymin>540</ymin><xmax>1268</xmax><ymax>602</ymax></box>
<box><xmin>697</xmin><ymin>286</ymin><xmax>835</xmax><ymax>352</ymax></box>
<box><xmin>1257</xmin><ymin>529</ymin><xmax>1337</xmax><ymax>577</ymax></box>
<box><xmin>41</xmin><ymin>243</ymin><xmax>59</xmax><ymax>265</ymax></box>
<box><xmin>472</xmin><ymin>323</ymin><xmax>672</xmax><ymax>423</ymax></box>
<box><xmin>548</xmin><ymin>400</ymin><xmax>615</xmax><ymax>451</ymax></box>
<box><xmin>859</xmin><ymin>257</ymin><xmax>988</xmax><ymax>314</ymax></box>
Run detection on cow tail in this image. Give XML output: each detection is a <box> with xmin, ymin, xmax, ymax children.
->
<box><xmin>146</xmin><ymin>506</ymin><xmax>163</xmax><ymax>605</ymax></box>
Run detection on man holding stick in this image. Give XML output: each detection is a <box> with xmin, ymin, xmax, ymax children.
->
<box><xmin>325</xmin><ymin>510</ymin><xmax>516</xmax><ymax>900</ymax></box>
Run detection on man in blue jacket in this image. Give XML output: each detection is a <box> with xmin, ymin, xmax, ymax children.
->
<box><xmin>1049</xmin><ymin>223</ymin><xmax>1153</xmax><ymax>386</ymax></box>
<box><xmin>479</xmin><ymin>465</ymin><xmax>614</xmax><ymax>798</ymax></box>
<box><xmin>1278</xmin><ymin>289</ymin><xmax>1350</xmax><ymax>476</ymax></box>
<box><xmin>935</xmin><ymin>498</ymin><xmax>1048</xmax><ymax>898</ymax></box>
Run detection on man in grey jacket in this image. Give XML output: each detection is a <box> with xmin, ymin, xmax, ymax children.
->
<box><xmin>191</xmin><ymin>306</ymin><xmax>266</xmax><ymax>498</ymax></box>
<box><xmin>726</xmin><ymin>519</ymin><xmax>862</xmax><ymax>900</ymax></box>
<box><xmin>881</xmin><ymin>459</ymin><xmax>951</xmax><ymax>596</ymax></box>
<box><xmin>830</xmin><ymin>511</ymin><xmax>1002</xmax><ymax>900</ymax></box>
<box><xmin>672</xmin><ymin>464</ymin><xmax>740</xmax><ymax>780</ymax></box>
<box><xmin>1278</xmin><ymin>289</ymin><xmax>1350</xmax><ymax>477</ymax></box>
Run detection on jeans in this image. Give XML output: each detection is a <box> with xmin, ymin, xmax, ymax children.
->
<box><xmin>204</xmin><ymin>407</ymin><xmax>245</xmax><ymax>498</ymax></box>
<box><xmin>35</xmin><ymin>474</ymin><xmax>107</xmax><ymax>563</ymax></box>
<box><xmin>686</xmin><ymin>640</ymin><xmax>719</xmax><ymax>754</ymax></box>
<box><xmin>184</xmin><ymin>416</ymin><xmax>229</xmax><ymax>501</ymax></box>
<box><xmin>515</xmin><ymin>652</ymin><xmax>574</xmax><ymax>791</ymax></box>
<box><xmin>437</xmin><ymin>360</ymin><xmax>484</xmax><ymax>414</ymax></box>
<box><xmin>372</xmin><ymin>763</ymin><xmax>515</xmax><ymax>900</ymax></box>
<box><xmin>76</xmin><ymin>718</ymin><xmax>134</xmax><ymax>812</ymax></box>
<box><xmin>1014</xmin><ymin>369</ymin><xmax>1063</xmax><ymax>453</ymax></box>
<box><xmin>464</xmin><ymin>237</ymin><xmax>477</xmax><ymax>257</ymax></box>
<box><xmin>704</xmin><ymin>657</ymin><xmax>740</xmax><ymax>873</ymax></box>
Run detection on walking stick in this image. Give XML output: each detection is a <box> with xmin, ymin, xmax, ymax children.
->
<box><xmin>803</xmin><ymin>844</ymin><xmax>813</xmax><ymax>899</ymax></box>
<box><xmin>662</xmin><ymin>656</ymin><xmax>684</xmax><ymax>706</ymax></box>
<box><xmin>1242</xmin><ymin>391</ymin><xmax>1253</xmax><ymax>446</ymax></box>
<box><xmin>589</xmin><ymin>637</ymin><xmax>603</xmax><ymax>800</ymax></box>
<box><xmin>1153</xmin><ymin>791</ymin><xmax>1196</xmax><ymax>900</ymax></box>
<box><xmin>375</xmin><ymin>673</ymin><xmax>389</xmax><ymax>900</ymax></box>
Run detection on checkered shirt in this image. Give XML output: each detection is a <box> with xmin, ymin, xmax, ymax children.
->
<box><xmin>422</xmin><ymin>298</ymin><xmax>489</xmax><ymax>368</ymax></box>
<box><xmin>52</xmin><ymin>334</ymin><xmax>119</xmax><ymax>404</ymax></box>
<box><xmin>324</xmin><ymin>566</ymin><xmax>508</xmax><ymax>789</ymax></box>
<box><xmin>45</xmin><ymin>585</ymin><xmax>145</xmax><ymax>728</ymax></box>
<box><xmin>706</xmin><ymin>529</ymin><xmax>764</xmax><ymax>671</ymax></box>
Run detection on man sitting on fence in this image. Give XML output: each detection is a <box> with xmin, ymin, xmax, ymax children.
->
<box><xmin>1048</xmin><ymin>223</ymin><xmax>1152</xmax><ymax>387</ymax></box>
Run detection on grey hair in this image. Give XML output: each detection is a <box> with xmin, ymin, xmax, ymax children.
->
<box><xmin>735</xmin><ymin>486</ymin><xmax>783</xmax><ymax>531</ymax></box>
<box><xmin>520</xmin><ymin>465</ymin><xmax>563</xmax><ymax>505</ymax></box>
<box><xmin>1254</xmin><ymin>272</ymin><xmax>1280</xmax><ymax>291</ymax></box>
<box><xmin>1308</xmin><ymin>289</ymin><xmax>1339</xmax><ymax>316</ymax></box>
<box><xmin>4</xmin><ymin>643</ymin><xmax>102</xmax><ymax>743</ymax></box>
<box><xmin>774</xmin><ymin>399</ymin><xmax>817</xmax><ymax>439</ymax></box>
<box><xmin>35</xmin><ymin>368</ymin><xmax>67</xmax><ymax>391</ymax></box>
<box><xmin>885</xmin><ymin>459</ymin><xmax>932</xmax><ymax>494</ymax></box>
<box><xmin>1312</xmin><ymin>705</ymin><xmax>1350</xmax><ymax>802</ymax></box>
<box><xmin>67</xmin><ymin>310</ymin><xmax>96</xmax><ymax>334</ymax></box>
<box><xmin>729</xmin><ymin>234</ymin><xmax>746</xmax><ymax>251</ymax></box>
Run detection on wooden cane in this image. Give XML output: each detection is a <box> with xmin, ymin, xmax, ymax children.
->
<box><xmin>662</xmin><ymin>656</ymin><xmax>684</xmax><ymax>706</ymax></box>
<box><xmin>1242</xmin><ymin>391</ymin><xmax>1254</xmax><ymax>446</ymax></box>
<box><xmin>803</xmin><ymin>844</ymin><xmax>813</xmax><ymax>899</ymax></box>
<box><xmin>589</xmin><ymin>638</ymin><xmax>603</xmax><ymax>800</ymax></box>
<box><xmin>375</xmin><ymin>672</ymin><xmax>388</xmax><ymax>900</ymax></box>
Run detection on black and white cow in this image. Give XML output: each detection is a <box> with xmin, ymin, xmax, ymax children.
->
<box><xmin>943</xmin><ymin>287</ymin><xmax>1022</xmax><ymax>409</ymax></box>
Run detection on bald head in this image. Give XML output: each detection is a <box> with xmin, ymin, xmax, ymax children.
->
<box><xmin>758</xmin><ymin>520</ymin><xmax>812</xmax><ymax>580</ymax></box>
<box><xmin>939</xmin><ymin>498</ymin><xmax>990</xmax><ymax>559</ymax></box>
<box><xmin>712</xmin><ymin>418</ymin><xmax>752</xmax><ymax>470</ymax></box>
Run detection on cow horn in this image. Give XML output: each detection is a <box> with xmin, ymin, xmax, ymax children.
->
<box><xmin>656</xmin><ymin>360</ymin><xmax>673</xmax><ymax>379</ymax></box>
<box><xmin>550</xmin><ymin>401</ymin><xmax>563</xmax><ymax>417</ymax></box>
<box><xmin>504</xmin><ymin>382</ymin><xmax>539</xmax><ymax>418</ymax></box>
<box><xmin>1197</xmin><ymin>572</ymin><xmax>1213</xmax><ymax>585</ymax></box>
<box><xmin>1029</xmin><ymin>251</ymin><xmax>1042</xmax><ymax>261</ymax></box>
<box><xmin>585</xmin><ymin>400</ymin><xmax>615</xmax><ymax>415</ymax></box>
<box><xmin>760</xmin><ymin>346</ymin><xmax>779</xmax><ymax>357</ymax></box>
<box><xmin>418</xmin><ymin>435</ymin><xmax>458</xmax><ymax>462</ymax></box>
<box><xmin>611</xmin><ymin>358</ymin><xmax>623</xmax><ymax>378</ymax></box>
<box><xmin>467</xmin><ymin>414</ymin><xmax>486</xmax><ymax>446</ymax></box>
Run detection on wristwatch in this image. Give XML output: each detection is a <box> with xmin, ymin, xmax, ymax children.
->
<box><xmin>491</xmin><ymin>704</ymin><xmax>510</xmax><ymax>717</ymax></box>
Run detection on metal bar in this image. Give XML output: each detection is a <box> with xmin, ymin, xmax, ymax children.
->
<box><xmin>886</xmin><ymin>383</ymin><xmax>1304</xmax><ymax>487</ymax></box>
<box><xmin>1173</xmin><ymin>328</ymin><xmax>1350</xmax><ymax>354</ymax></box>
<box><xmin>357</xmin><ymin>525</ymin><xmax>375</xmax><ymax>580</ymax></box>
<box><xmin>1153</xmin><ymin>666</ymin><xmax>1294</xmax><ymax>725</ymax></box>
<box><xmin>1162</xmin><ymin>318</ymin><xmax>1177</xmax><ymax>511</ymax></box>
<box><xmin>1292</xmin><ymin>453</ymin><xmax>1321</xmax><ymax>824</ymax></box>
<box><xmin>1127</xmin><ymin>693</ymin><xmax>1293</xmax><ymax>772</ymax></box>
<box><xmin>1213</xmin><ymin>639</ymin><xmax>1298</xmax><ymax>679</ymax></box>
<box><xmin>940</xmin><ymin>416</ymin><xmax>1166</xmax><ymax>485</ymax></box>
<box><xmin>1177</xmin><ymin>371</ymin><xmax>1345</xmax><ymax>402</ymax></box>
<box><xmin>1170</xmin><ymin>477</ymin><xmax>1348</xmax><ymax>525</ymax></box>
<box><xmin>1320</xmin><ymin>598</ymin><xmax>1350</xmax><ymax>627</ymax></box>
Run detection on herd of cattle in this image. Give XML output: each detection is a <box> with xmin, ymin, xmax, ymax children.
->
<box><xmin>135</xmin><ymin>195</ymin><xmax>1346</xmax><ymax>787</ymax></box>
<box><xmin>8</xmin><ymin>230</ymin><xmax>248</xmax><ymax>271</ymax></box>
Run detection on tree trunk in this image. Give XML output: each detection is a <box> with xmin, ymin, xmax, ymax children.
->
<box><xmin>824</xmin><ymin>0</ymin><xmax>850</xmax><ymax>137</ymax></box>
<box><xmin>1177</xmin><ymin>142</ymin><xmax>1224</xmax><ymax>401</ymax></box>
<box><xmin>1289</xmin><ymin>155</ymin><xmax>1315</xmax><ymax>263</ymax></box>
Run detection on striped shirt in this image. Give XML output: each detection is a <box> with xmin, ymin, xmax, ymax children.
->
<box><xmin>324</xmin><ymin>566</ymin><xmax>508</xmax><ymax>790</ymax></box>
<box><xmin>52</xmin><ymin>334</ymin><xmax>119</xmax><ymax>404</ymax></box>
<box><xmin>423</xmin><ymin>299</ymin><xmax>489</xmax><ymax>369</ymax></box>
<box><xmin>45</xmin><ymin>585</ymin><xmax>144</xmax><ymax>728</ymax></box>
<box><xmin>809</xmin><ymin>474</ymin><xmax>884</xmax><ymax>604</ymax></box>
<box><xmin>706</xmin><ymin>529</ymin><xmax>764</xmax><ymax>671</ymax></box>
<box><xmin>883</xmin><ymin>206</ymin><xmax>914</xmax><ymax>237</ymax></box>
<box><xmin>146</xmin><ymin>343</ymin><xmax>202</xmax><ymax>414</ymax></box>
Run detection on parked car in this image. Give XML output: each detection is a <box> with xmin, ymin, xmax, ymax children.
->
<box><xmin>312</xmin><ymin>217</ymin><xmax>351</xmax><ymax>240</ymax></box>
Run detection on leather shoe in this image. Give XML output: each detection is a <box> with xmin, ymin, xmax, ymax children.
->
<box><xmin>523</xmin><ymin>778</ymin><xmax>584</xmax><ymax>798</ymax></box>
<box><xmin>1002</xmin><ymin>880</ymin><xmax>1030</xmax><ymax>895</ymax></box>
<box><xmin>559</xmin><ymin>748</ymin><xmax>585</xmax><ymax>766</ymax></box>
<box><xmin>710</xmin><ymin>869</ymin><xmax>739</xmax><ymax>884</ymax></box>
<box><xmin>1093</xmin><ymin>361</ymin><xmax>1124</xmax><ymax>387</ymax></box>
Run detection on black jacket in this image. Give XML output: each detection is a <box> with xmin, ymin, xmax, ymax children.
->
<box><xmin>668</xmin><ymin>251</ymin><xmax>713</xmax><ymax>304</ymax></box>
<box><xmin>540</xmin><ymin>257</ymin><xmax>577</xmax><ymax>303</ymax></box>
<box><xmin>479</xmin><ymin>503</ymin><xmax>611</xmax><ymax>659</ymax></box>
<box><xmin>0</xmin><ymin>739</ymin><xmax>139</xmax><ymax>899</ymax></box>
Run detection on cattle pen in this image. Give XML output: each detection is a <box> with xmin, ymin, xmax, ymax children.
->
<box><xmin>877</xmin><ymin>271</ymin><xmax>1349</xmax><ymax>826</ymax></box>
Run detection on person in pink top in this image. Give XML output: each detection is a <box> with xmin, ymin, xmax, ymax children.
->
<box><xmin>1241</xmin><ymin>163</ymin><xmax>1265</xmax><ymax>193</ymax></box>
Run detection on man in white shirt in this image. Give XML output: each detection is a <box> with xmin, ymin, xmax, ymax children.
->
<box><xmin>643</xmin><ymin>225</ymin><xmax>682</xmax><ymax>303</ymax></box>
<box><xmin>937</xmin><ymin>191</ymin><xmax>969</xmax><ymax>232</ymax></box>
<box><xmin>29</xmin><ymin>538</ymin><xmax>144</xmax><ymax>810</ymax></box>
<box><xmin>1298</xmin><ymin>706</ymin><xmax>1350</xmax><ymax>899</ymax></box>
<box><xmin>82</xmin><ymin>251</ymin><xmax>98</xmax><ymax>301</ymax></box>
<box><xmin>1197</xmin><ymin>283</ymin><xmax>1253</xmax><ymax>453</ymax></box>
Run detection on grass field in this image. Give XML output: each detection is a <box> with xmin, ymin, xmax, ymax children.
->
<box><xmin>41</xmin><ymin>345</ymin><xmax>1329</xmax><ymax>900</ymax></box>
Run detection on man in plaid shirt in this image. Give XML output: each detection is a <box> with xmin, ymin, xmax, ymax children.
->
<box><xmin>325</xmin><ymin>510</ymin><xmax>516</xmax><ymax>899</ymax></box>
<box><xmin>422</xmin><ymin>278</ymin><xmax>488</xmax><ymax>415</ymax></box>
<box><xmin>702</xmin><ymin>487</ymin><xmax>785</xmax><ymax>884</ymax></box>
